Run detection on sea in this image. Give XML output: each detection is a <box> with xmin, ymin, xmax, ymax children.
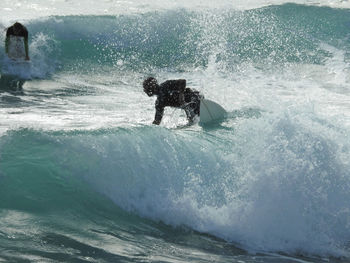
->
<box><xmin>1</xmin><ymin>0</ymin><xmax>350</xmax><ymax>262</ymax></box>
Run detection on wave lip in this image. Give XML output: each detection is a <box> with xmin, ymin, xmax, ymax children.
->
<box><xmin>2</xmin><ymin>4</ymin><xmax>349</xmax><ymax>74</ymax></box>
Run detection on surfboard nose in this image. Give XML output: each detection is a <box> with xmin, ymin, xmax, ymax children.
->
<box><xmin>199</xmin><ymin>99</ymin><xmax>227</xmax><ymax>124</ymax></box>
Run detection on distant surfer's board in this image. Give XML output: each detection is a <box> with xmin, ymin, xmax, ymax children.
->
<box><xmin>3</xmin><ymin>36</ymin><xmax>31</xmax><ymax>79</ymax></box>
<box><xmin>7</xmin><ymin>36</ymin><xmax>26</xmax><ymax>61</ymax></box>
<box><xmin>199</xmin><ymin>99</ymin><xmax>227</xmax><ymax>124</ymax></box>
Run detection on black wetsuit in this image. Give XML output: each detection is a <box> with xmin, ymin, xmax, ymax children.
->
<box><xmin>6</xmin><ymin>25</ymin><xmax>28</xmax><ymax>39</ymax></box>
<box><xmin>154</xmin><ymin>79</ymin><xmax>202</xmax><ymax>124</ymax></box>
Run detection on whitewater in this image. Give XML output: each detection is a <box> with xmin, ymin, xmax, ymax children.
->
<box><xmin>1</xmin><ymin>0</ymin><xmax>350</xmax><ymax>262</ymax></box>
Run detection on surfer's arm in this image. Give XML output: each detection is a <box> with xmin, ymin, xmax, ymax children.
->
<box><xmin>5</xmin><ymin>27</ymin><xmax>12</xmax><ymax>54</ymax></box>
<box><xmin>5</xmin><ymin>36</ymin><xmax>9</xmax><ymax>54</ymax></box>
<box><xmin>153</xmin><ymin>100</ymin><xmax>164</xmax><ymax>125</ymax></box>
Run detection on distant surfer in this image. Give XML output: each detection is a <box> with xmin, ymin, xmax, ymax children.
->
<box><xmin>5</xmin><ymin>22</ymin><xmax>30</xmax><ymax>61</ymax></box>
<box><xmin>143</xmin><ymin>77</ymin><xmax>203</xmax><ymax>125</ymax></box>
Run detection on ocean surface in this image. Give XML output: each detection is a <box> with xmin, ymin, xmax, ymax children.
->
<box><xmin>1</xmin><ymin>0</ymin><xmax>350</xmax><ymax>262</ymax></box>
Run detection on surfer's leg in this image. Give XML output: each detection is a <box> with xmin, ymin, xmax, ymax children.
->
<box><xmin>190</xmin><ymin>93</ymin><xmax>200</xmax><ymax>116</ymax></box>
<box><xmin>184</xmin><ymin>106</ymin><xmax>194</xmax><ymax>122</ymax></box>
<box><xmin>184</xmin><ymin>100</ymin><xmax>199</xmax><ymax>123</ymax></box>
<box><xmin>183</xmin><ymin>91</ymin><xmax>201</xmax><ymax>123</ymax></box>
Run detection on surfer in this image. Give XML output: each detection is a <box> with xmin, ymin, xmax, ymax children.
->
<box><xmin>143</xmin><ymin>77</ymin><xmax>203</xmax><ymax>125</ymax></box>
<box><xmin>5</xmin><ymin>22</ymin><xmax>30</xmax><ymax>61</ymax></box>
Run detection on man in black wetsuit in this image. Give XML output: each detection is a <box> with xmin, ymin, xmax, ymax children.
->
<box><xmin>5</xmin><ymin>22</ymin><xmax>30</xmax><ymax>60</ymax></box>
<box><xmin>143</xmin><ymin>77</ymin><xmax>203</xmax><ymax>125</ymax></box>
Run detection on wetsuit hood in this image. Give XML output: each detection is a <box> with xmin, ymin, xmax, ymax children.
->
<box><xmin>143</xmin><ymin>77</ymin><xmax>158</xmax><ymax>96</ymax></box>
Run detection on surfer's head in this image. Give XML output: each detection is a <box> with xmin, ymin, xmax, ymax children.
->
<box><xmin>143</xmin><ymin>77</ymin><xmax>158</xmax><ymax>96</ymax></box>
<box><xmin>13</xmin><ymin>22</ymin><xmax>24</xmax><ymax>33</ymax></box>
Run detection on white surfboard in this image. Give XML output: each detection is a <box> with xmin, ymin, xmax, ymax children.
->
<box><xmin>7</xmin><ymin>36</ymin><xmax>26</xmax><ymax>61</ymax></box>
<box><xmin>199</xmin><ymin>99</ymin><xmax>227</xmax><ymax>124</ymax></box>
<box><xmin>3</xmin><ymin>36</ymin><xmax>31</xmax><ymax>79</ymax></box>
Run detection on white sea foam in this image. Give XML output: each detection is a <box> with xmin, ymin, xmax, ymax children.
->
<box><xmin>73</xmin><ymin>109</ymin><xmax>350</xmax><ymax>257</ymax></box>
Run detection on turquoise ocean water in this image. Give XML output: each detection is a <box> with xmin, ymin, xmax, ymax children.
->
<box><xmin>1</xmin><ymin>1</ymin><xmax>350</xmax><ymax>262</ymax></box>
